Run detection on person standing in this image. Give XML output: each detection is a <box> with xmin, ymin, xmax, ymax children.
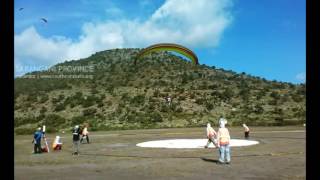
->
<box><xmin>80</xmin><ymin>124</ymin><xmax>90</xmax><ymax>144</ymax></box>
<box><xmin>32</xmin><ymin>127</ymin><xmax>43</xmax><ymax>154</ymax></box>
<box><xmin>243</xmin><ymin>124</ymin><xmax>250</xmax><ymax>139</ymax></box>
<box><xmin>217</xmin><ymin>120</ymin><xmax>231</xmax><ymax>164</ymax></box>
<box><xmin>204</xmin><ymin>123</ymin><xmax>217</xmax><ymax>148</ymax></box>
<box><xmin>72</xmin><ymin>125</ymin><xmax>81</xmax><ymax>155</ymax></box>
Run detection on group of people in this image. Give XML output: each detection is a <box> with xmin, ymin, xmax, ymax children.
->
<box><xmin>204</xmin><ymin>117</ymin><xmax>250</xmax><ymax>164</ymax></box>
<box><xmin>32</xmin><ymin>123</ymin><xmax>90</xmax><ymax>155</ymax></box>
<box><xmin>32</xmin><ymin>119</ymin><xmax>250</xmax><ymax>164</ymax></box>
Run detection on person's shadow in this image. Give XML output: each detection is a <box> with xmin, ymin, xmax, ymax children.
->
<box><xmin>200</xmin><ymin>157</ymin><xmax>220</xmax><ymax>163</ymax></box>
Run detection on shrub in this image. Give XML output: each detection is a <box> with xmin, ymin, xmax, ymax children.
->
<box><xmin>40</xmin><ymin>107</ymin><xmax>47</xmax><ymax>114</ymax></box>
<box><xmin>97</xmin><ymin>102</ymin><xmax>104</xmax><ymax>107</ymax></box>
<box><xmin>270</xmin><ymin>91</ymin><xmax>280</xmax><ymax>100</ymax></box>
<box><xmin>291</xmin><ymin>95</ymin><xmax>303</xmax><ymax>103</ymax></box>
<box><xmin>54</xmin><ymin>103</ymin><xmax>66</xmax><ymax>112</ymax></box>
<box><xmin>149</xmin><ymin>112</ymin><xmax>163</xmax><ymax>123</ymax></box>
<box><xmin>178</xmin><ymin>95</ymin><xmax>186</xmax><ymax>101</ymax></box>
<box><xmin>81</xmin><ymin>95</ymin><xmax>100</xmax><ymax>108</ymax></box>
<box><xmin>195</xmin><ymin>98</ymin><xmax>206</xmax><ymax>105</ymax></box>
<box><xmin>45</xmin><ymin>114</ymin><xmax>66</xmax><ymax>127</ymax></box>
<box><xmin>14</xmin><ymin>117</ymin><xmax>38</xmax><ymax>127</ymax></box>
<box><xmin>26</xmin><ymin>94</ymin><xmax>38</xmax><ymax>102</ymax></box>
<box><xmin>130</xmin><ymin>95</ymin><xmax>145</xmax><ymax>105</ymax></box>
<box><xmin>71</xmin><ymin>116</ymin><xmax>87</xmax><ymax>126</ymax></box>
<box><xmin>51</xmin><ymin>97</ymin><xmax>60</xmax><ymax>104</ymax></box>
<box><xmin>175</xmin><ymin>106</ymin><xmax>183</xmax><ymax>113</ymax></box>
<box><xmin>83</xmin><ymin>108</ymin><xmax>97</xmax><ymax>116</ymax></box>
<box><xmin>15</xmin><ymin>127</ymin><xmax>35</xmax><ymax>135</ymax></box>
<box><xmin>205</xmin><ymin>102</ymin><xmax>214</xmax><ymax>111</ymax></box>
<box><xmin>39</xmin><ymin>94</ymin><xmax>49</xmax><ymax>103</ymax></box>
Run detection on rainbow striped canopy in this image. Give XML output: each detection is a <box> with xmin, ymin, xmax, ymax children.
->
<box><xmin>135</xmin><ymin>43</ymin><xmax>199</xmax><ymax>65</ymax></box>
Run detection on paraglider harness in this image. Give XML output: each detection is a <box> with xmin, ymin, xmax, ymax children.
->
<box><xmin>42</xmin><ymin>126</ymin><xmax>50</xmax><ymax>153</ymax></box>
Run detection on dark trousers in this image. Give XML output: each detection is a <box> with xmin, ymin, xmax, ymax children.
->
<box><xmin>80</xmin><ymin>135</ymin><xmax>89</xmax><ymax>143</ymax></box>
<box><xmin>245</xmin><ymin>131</ymin><xmax>249</xmax><ymax>139</ymax></box>
<box><xmin>34</xmin><ymin>143</ymin><xmax>41</xmax><ymax>153</ymax></box>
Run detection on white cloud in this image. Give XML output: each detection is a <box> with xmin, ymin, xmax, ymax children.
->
<box><xmin>295</xmin><ymin>72</ymin><xmax>306</xmax><ymax>82</ymax></box>
<box><xmin>105</xmin><ymin>6</ymin><xmax>124</xmax><ymax>17</ymax></box>
<box><xmin>14</xmin><ymin>0</ymin><xmax>233</xmax><ymax>75</ymax></box>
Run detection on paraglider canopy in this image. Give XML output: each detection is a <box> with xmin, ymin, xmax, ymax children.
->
<box><xmin>40</xmin><ymin>18</ymin><xmax>48</xmax><ymax>23</ymax></box>
<box><xmin>135</xmin><ymin>43</ymin><xmax>199</xmax><ymax>65</ymax></box>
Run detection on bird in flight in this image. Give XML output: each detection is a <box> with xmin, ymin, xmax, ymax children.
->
<box><xmin>19</xmin><ymin>7</ymin><xmax>24</xmax><ymax>11</ymax></box>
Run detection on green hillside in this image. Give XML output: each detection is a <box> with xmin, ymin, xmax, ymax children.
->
<box><xmin>14</xmin><ymin>48</ymin><xmax>306</xmax><ymax>134</ymax></box>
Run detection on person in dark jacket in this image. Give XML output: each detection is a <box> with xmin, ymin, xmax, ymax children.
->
<box><xmin>72</xmin><ymin>125</ymin><xmax>81</xmax><ymax>155</ymax></box>
<box><xmin>33</xmin><ymin>127</ymin><xmax>43</xmax><ymax>154</ymax></box>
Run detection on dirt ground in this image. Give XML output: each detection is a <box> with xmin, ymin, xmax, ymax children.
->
<box><xmin>14</xmin><ymin>126</ymin><xmax>305</xmax><ymax>180</ymax></box>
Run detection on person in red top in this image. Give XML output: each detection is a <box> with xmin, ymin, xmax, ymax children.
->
<box><xmin>217</xmin><ymin>119</ymin><xmax>231</xmax><ymax>164</ymax></box>
<box><xmin>204</xmin><ymin>123</ymin><xmax>217</xmax><ymax>148</ymax></box>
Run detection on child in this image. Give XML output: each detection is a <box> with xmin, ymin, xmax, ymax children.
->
<box><xmin>204</xmin><ymin>123</ymin><xmax>217</xmax><ymax>148</ymax></box>
<box><xmin>243</xmin><ymin>124</ymin><xmax>250</xmax><ymax>139</ymax></box>
<box><xmin>52</xmin><ymin>136</ymin><xmax>63</xmax><ymax>150</ymax></box>
<box><xmin>217</xmin><ymin>120</ymin><xmax>231</xmax><ymax>164</ymax></box>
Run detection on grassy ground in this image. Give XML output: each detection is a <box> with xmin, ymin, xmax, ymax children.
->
<box><xmin>15</xmin><ymin>126</ymin><xmax>305</xmax><ymax>180</ymax></box>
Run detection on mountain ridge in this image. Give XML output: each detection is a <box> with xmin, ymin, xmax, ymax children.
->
<box><xmin>14</xmin><ymin>48</ymin><xmax>306</xmax><ymax>134</ymax></box>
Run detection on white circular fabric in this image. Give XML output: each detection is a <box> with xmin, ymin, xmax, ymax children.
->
<box><xmin>136</xmin><ymin>139</ymin><xmax>259</xmax><ymax>149</ymax></box>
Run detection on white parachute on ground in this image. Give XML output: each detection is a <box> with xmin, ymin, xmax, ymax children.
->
<box><xmin>136</xmin><ymin>139</ymin><xmax>259</xmax><ymax>149</ymax></box>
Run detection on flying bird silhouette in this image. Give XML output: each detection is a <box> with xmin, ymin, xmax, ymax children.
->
<box><xmin>19</xmin><ymin>8</ymin><xmax>24</xmax><ymax>11</ymax></box>
<box><xmin>40</xmin><ymin>18</ymin><xmax>48</xmax><ymax>23</ymax></box>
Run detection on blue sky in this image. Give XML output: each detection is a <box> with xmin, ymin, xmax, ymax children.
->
<box><xmin>14</xmin><ymin>0</ymin><xmax>305</xmax><ymax>84</ymax></box>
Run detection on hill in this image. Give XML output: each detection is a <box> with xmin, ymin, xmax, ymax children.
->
<box><xmin>14</xmin><ymin>48</ymin><xmax>306</xmax><ymax>134</ymax></box>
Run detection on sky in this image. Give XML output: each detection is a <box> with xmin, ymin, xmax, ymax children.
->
<box><xmin>14</xmin><ymin>0</ymin><xmax>306</xmax><ymax>84</ymax></box>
